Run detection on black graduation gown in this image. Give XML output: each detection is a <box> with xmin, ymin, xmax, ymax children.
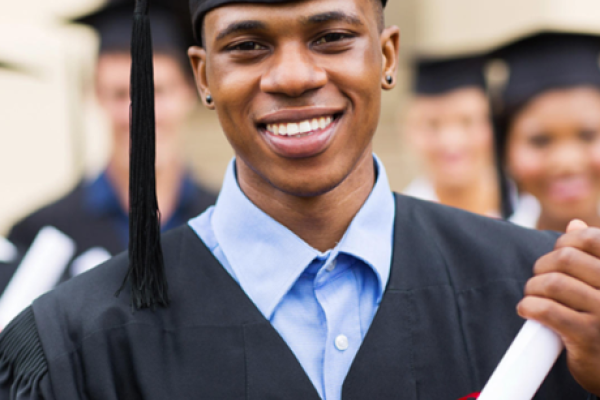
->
<box><xmin>0</xmin><ymin>195</ymin><xmax>595</xmax><ymax>400</ymax></box>
<box><xmin>5</xmin><ymin>179</ymin><xmax>216</xmax><ymax>289</ymax></box>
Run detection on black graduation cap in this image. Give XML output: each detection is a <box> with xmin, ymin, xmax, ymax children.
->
<box><xmin>414</xmin><ymin>55</ymin><xmax>487</xmax><ymax>95</ymax></box>
<box><xmin>125</xmin><ymin>0</ymin><xmax>389</xmax><ymax>310</ymax></box>
<box><xmin>496</xmin><ymin>32</ymin><xmax>600</xmax><ymax>117</ymax></box>
<box><xmin>74</xmin><ymin>0</ymin><xmax>193</xmax><ymax>60</ymax></box>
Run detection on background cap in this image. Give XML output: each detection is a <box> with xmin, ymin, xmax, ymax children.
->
<box><xmin>414</xmin><ymin>55</ymin><xmax>486</xmax><ymax>95</ymax></box>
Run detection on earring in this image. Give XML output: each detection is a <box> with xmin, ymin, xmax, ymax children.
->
<box><xmin>206</xmin><ymin>94</ymin><xmax>213</xmax><ymax>104</ymax></box>
<box><xmin>386</xmin><ymin>75</ymin><xmax>393</xmax><ymax>85</ymax></box>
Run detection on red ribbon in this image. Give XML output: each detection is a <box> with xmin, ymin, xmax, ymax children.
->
<box><xmin>458</xmin><ymin>393</ymin><xmax>480</xmax><ymax>400</ymax></box>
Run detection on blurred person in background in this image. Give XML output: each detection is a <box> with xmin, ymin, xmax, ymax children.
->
<box><xmin>6</xmin><ymin>0</ymin><xmax>216</xmax><ymax>282</ymax></box>
<box><xmin>403</xmin><ymin>56</ymin><xmax>502</xmax><ymax>217</ymax></box>
<box><xmin>495</xmin><ymin>32</ymin><xmax>600</xmax><ymax>231</ymax></box>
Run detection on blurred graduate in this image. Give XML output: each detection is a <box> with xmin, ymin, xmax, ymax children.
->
<box><xmin>404</xmin><ymin>56</ymin><xmax>503</xmax><ymax>218</ymax></box>
<box><xmin>495</xmin><ymin>32</ymin><xmax>600</xmax><ymax>231</ymax></box>
<box><xmin>6</xmin><ymin>0</ymin><xmax>216</xmax><ymax>281</ymax></box>
<box><xmin>2</xmin><ymin>1</ymin><xmax>600</xmax><ymax>399</ymax></box>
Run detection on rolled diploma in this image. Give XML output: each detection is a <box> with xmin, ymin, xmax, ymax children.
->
<box><xmin>0</xmin><ymin>226</ymin><xmax>75</xmax><ymax>328</ymax></box>
<box><xmin>478</xmin><ymin>320</ymin><xmax>564</xmax><ymax>400</ymax></box>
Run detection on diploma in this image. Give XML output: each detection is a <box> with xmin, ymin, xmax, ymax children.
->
<box><xmin>477</xmin><ymin>320</ymin><xmax>564</xmax><ymax>400</ymax></box>
<box><xmin>0</xmin><ymin>237</ymin><xmax>17</xmax><ymax>263</ymax></box>
<box><xmin>0</xmin><ymin>226</ymin><xmax>76</xmax><ymax>328</ymax></box>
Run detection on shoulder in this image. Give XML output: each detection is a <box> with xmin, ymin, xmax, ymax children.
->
<box><xmin>394</xmin><ymin>194</ymin><xmax>559</xmax><ymax>286</ymax></box>
<box><xmin>8</xmin><ymin>184</ymin><xmax>85</xmax><ymax>246</ymax></box>
<box><xmin>28</xmin><ymin>225</ymin><xmax>209</xmax><ymax>358</ymax></box>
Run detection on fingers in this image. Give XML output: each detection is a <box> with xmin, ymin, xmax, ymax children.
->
<box><xmin>534</xmin><ymin>248</ymin><xmax>600</xmax><ymax>289</ymax></box>
<box><xmin>555</xmin><ymin>227</ymin><xmax>600</xmax><ymax>258</ymax></box>
<box><xmin>524</xmin><ymin>272</ymin><xmax>600</xmax><ymax>313</ymax></box>
<box><xmin>567</xmin><ymin>219</ymin><xmax>589</xmax><ymax>233</ymax></box>
<box><xmin>517</xmin><ymin>296</ymin><xmax>595</xmax><ymax>345</ymax></box>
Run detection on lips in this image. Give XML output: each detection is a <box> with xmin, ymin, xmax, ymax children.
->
<box><xmin>547</xmin><ymin>175</ymin><xmax>592</xmax><ymax>203</ymax></box>
<box><xmin>257</xmin><ymin>110</ymin><xmax>342</xmax><ymax>158</ymax></box>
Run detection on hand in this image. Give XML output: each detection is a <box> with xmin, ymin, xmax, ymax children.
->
<box><xmin>518</xmin><ymin>220</ymin><xmax>600</xmax><ymax>395</ymax></box>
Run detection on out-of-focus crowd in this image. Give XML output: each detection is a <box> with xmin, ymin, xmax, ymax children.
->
<box><xmin>1</xmin><ymin>0</ymin><xmax>600</xmax><ymax>327</ymax></box>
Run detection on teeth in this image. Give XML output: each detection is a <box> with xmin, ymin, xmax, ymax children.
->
<box><xmin>266</xmin><ymin>115</ymin><xmax>335</xmax><ymax>136</ymax></box>
<box><xmin>287</xmin><ymin>123</ymin><xmax>299</xmax><ymax>135</ymax></box>
<box><xmin>299</xmin><ymin>121</ymin><xmax>312</xmax><ymax>133</ymax></box>
<box><xmin>311</xmin><ymin>119</ymin><xmax>320</xmax><ymax>131</ymax></box>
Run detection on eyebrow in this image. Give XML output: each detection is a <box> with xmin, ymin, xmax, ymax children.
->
<box><xmin>300</xmin><ymin>11</ymin><xmax>364</xmax><ymax>27</ymax></box>
<box><xmin>216</xmin><ymin>20</ymin><xmax>268</xmax><ymax>41</ymax></box>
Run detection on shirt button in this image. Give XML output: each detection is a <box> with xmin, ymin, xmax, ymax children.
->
<box><xmin>335</xmin><ymin>334</ymin><xmax>349</xmax><ymax>351</ymax></box>
<box><xmin>326</xmin><ymin>259</ymin><xmax>337</xmax><ymax>272</ymax></box>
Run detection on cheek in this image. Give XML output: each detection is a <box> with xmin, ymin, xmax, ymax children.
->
<box><xmin>591</xmin><ymin>141</ymin><xmax>600</xmax><ymax>173</ymax></box>
<box><xmin>506</xmin><ymin>144</ymin><xmax>545</xmax><ymax>188</ymax></box>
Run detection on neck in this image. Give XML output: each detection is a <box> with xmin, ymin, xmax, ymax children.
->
<box><xmin>434</xmin><ymin>168</ymin><xmax>500</xmax><ymax>216</ymax></box>
<box><xmin>106</xmin><ymin>155</ymin><xmax>186</xmax><ymax>223</ymax></box>
<box><xmin>537</xmin><ymin>209</ymin><xmax>600</xmax><ymax>232</ymax></box>
<box><xmin>237</xmin><ymin>152</ymin><xmax>376</xmax><ymax>253</ymax></box>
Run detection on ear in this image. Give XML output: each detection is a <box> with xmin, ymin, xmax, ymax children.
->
<box><xmin>380</xmin><ymin>26</ymin><xmax>400</xmax><ymax>90</ymax></box>
<box><xmin>188</xmin><ymin>46</ymin><xmax>214</xmax><ymax>109</ymax></box>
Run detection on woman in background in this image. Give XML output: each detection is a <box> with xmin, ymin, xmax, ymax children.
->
<box><xmin>495</xmin><ymin>32</ymin><xmax>600</xmax><ymax>231</ymax></box>
<box><xmin>404</xmin><ymin>56</ymin><xmax>503</xmax><ymax>217</ymax></box>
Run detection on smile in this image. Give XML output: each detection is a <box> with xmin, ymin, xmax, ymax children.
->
<box><xmin>265</xmin><ymin>116</ymin><xmax>335</xmax><ymax>137</ymax></box>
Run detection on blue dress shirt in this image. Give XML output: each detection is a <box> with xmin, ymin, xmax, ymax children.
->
<box><xmin>188</xmin><ymin>155</ymin><xmax>395</xmax><ymax>400</ymax></box>
<box><xmin>84</xmin><ymin>171</ymin><xmax>199</xmax><ymax>246</ymax></box>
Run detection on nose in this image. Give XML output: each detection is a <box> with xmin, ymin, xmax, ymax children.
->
<box><xmin>260</xmin><ymin>43</ymin><xmax>327</xmax><ymax>98</ymax></box>
<box><xmin>548</xmin><ymin>142</ymin><xmax>588</xmax><ymax>175</ymax></box>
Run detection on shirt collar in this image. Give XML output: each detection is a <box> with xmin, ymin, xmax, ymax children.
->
<box><xmin>211</xmin><ymin>155</ymin><xmax>395</xmax><ymax>319</ymax></box>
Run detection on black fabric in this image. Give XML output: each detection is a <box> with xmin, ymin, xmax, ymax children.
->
<box><xmin>0</xmin><ymin>195</ymin><xmax>593</xmax><ymax>399</ymax></box>
<box><xmin>495</xmin><ymin>32</ymin><xmax>600</xmax><ymax>117</ymax></box>
<box><xmin>189</xmin><ymin>0</ymin><xmax>388</xmax><ymax>43</ymax></box>
<box><xmin>0</xmin><ymin>307</ymin><xmax>49</xmax><ymax>399</ymax></box>
<box><xmin>414</xmin><ymin>55</ymin><xmax>486</xmax><ymax>95</ymax></box>
<box><xmin>74</xmin><ymin>0</ymin><xmax>193</xmax><ymax>56</ymax></box>
<box><xmin>6</xmin><ymin>179</ymin><xmax>216</xmax><ymax>291</ymax></box>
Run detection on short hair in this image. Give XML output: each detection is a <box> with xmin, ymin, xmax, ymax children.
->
<box><xmin>200</xmin><ymin>0</ymin><xmax>385</xmax><ymax>47</ymax></box>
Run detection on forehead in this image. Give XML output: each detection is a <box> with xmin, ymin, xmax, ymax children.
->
<box><xmin>203</xmin><ymin>0</ymin><xmax>375</xmax><ymax>37</ymax></box>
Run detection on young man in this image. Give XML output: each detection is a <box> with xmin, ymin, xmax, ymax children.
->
<box><xmin>6</xmin><ymin>0</ymin><xmax>216</xmax><ymax>282</ymax></box>
<box><xmin>1</xmin><ymin>0</ymin><xmax>600</xmax><ymax>399</ymax></box>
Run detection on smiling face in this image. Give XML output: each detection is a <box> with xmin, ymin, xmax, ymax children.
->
<box><xmin>96</xmin><ymin>52</ymin><xmax>196</xmax><ymax>172</ymax></box>
<box><xmin>190</xmin><ymin>0</ymin><xmax>398</xmax><ymax>197</ymax></box>
<box><xmin>507</xmin><ymin>87</ymin><xmax>600</xmax><ymax>225</ymax></box>
<box><xmin>406</xmin><ymin>87</ymin><xmax>494</xmax><ymax>189</ymax></box>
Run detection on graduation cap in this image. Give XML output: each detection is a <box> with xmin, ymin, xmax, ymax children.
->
<box><xmin>125</xmin><ymin>0</ymin><xmax>389</xmax><ymax>310</ymax></box>
<box><xmin>74</xmin><ymin>0</ymin><xmax>193</xmax><ymax>65</ymax></box>
<box><xmin>413</xmin><ymin>55</ymin><xmax>487</xmax><ymax>96</ymax></box>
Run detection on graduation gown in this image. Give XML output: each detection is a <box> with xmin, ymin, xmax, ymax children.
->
<box><xmin>5</xmin><ymin>178</ymin><xmax>216</xmax><ymax>286</ymax></box>
<box><xmin>0</xmin><ymin>195</ymin><xmax>594</xmax><ymax>400</ymax></box>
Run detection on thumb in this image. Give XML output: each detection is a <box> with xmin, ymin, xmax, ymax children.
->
<box><xmin>567</xmin><ymin>219</ymin><xmax>589</xmax><ymax>233</ymax></box>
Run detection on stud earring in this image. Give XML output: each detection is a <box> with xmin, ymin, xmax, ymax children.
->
<box><xmin>386</xmin><ymin>75</ymin><xmax>393</xmax><ymax>85</ymax></box>
<box><xmin>206</xmin><ymin>94</ymin><xmax>213</xmax><ymax>104</ymax></box>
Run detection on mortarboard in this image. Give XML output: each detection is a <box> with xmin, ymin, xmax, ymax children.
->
<box><xmin>73</xmin><ymin>0</ymin><xmax>194</xmax><ymax>62</ymax></box>
<box><xmin>414</xmin><ymin>55</ymin><xmax>486</xmax><ymax>96</ymax></box>
<box><xmin>496</xmin><ymin>32</ymin><xmax>600</xmax><ymax>117</ymax></box>
<box><xmin>125</xmin><ymin>0</ymin><xmax>389</xmax><ymax>310</ymax></box>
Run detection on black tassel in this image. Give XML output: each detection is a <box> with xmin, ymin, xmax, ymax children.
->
<box><xmin>117</xmin><ymin>0</ymin><xmax>169</xmax><ymax>310</ymax></box>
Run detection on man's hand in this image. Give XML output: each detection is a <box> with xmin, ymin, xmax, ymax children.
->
<box><xmin>518</xmin><ymin>220</ymin><xmax>600</xmax><ymax>395</ymax></box>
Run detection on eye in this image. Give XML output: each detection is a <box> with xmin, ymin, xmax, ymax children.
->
<box><xmin>228</xmin><ymin>41</ymin><xmax>267</xmax><ymax>51</ymax></box>
<box><xmin>313</xmin><ymin>32</ymin><xmax>353</xmax><ymax>46</ymax></box>
<box><xmin>527</xmin><ymin>133</ymin><xmax>552</xmax><ymax>148</ymax></box>
<box><xmin>579</xmin><ymin>129</ymin><xmax>598</xmax><ymax>142</ymax></box>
